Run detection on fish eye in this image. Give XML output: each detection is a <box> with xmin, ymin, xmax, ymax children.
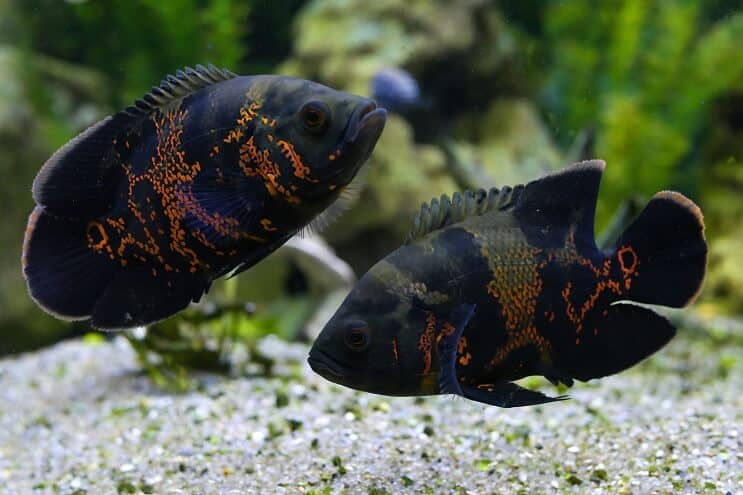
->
<box><xmin>343</xmin><ymin>320</ymin><xmax>370</xmax><ymax>352</ymax></box>
<box><xmin>300</xmin><ymin>101</ymin><xmax>330</xmax><ymax>134</ymax></box>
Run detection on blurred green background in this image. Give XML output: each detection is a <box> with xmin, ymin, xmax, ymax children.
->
<box><xmin>0</xmin><ymin>0</ymin><xmax>741</xmax><ymax>363</ymax></box>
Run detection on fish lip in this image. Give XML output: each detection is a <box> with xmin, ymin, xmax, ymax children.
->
<box><xmin>344</xmin><ymin>101</ymin><xmax>387</xmax><ymax>144</ymax></box>
<box><xmin>307</xmin><ymin>350</ymin><xmax>349</xmax><ymax>380</ymax></box>
<box><xmin>321</xmin><ymin>103</ymin><xmax>386</xmax><ymax>184</ymax></box>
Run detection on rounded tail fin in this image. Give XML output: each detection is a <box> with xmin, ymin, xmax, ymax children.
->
<box><xmin>23</xmin><ymin>207</ymin><xmax>208</xmax><ymax>329</ymax></box>
<box><xmin>22</xmin><ymin>207</ymin><xmax>117</xmax><ymax>321</ymax></box>
<box><xmin>612</xmin><ymin>191</ymin><xmax>707</xmax><ymax>308</ymax></box>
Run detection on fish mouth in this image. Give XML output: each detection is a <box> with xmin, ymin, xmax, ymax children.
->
<box><xmin>344</xmin><ymin>100</ymin><xmax>387</xmax><ymax>144</ymax></box>
<box><xmin>307</xmin><ymin>349</ymin><xmax>349</xmax><ymax>381</ymax></box>
<box><xmin>325</xmin><ymin>101</ymin><xmax>386</xmax><ymax>185</ymax></box>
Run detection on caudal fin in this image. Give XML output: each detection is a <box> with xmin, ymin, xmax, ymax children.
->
<box><xmin>22</xmin><ymin>207</ymin><xmax>117</xmax><ymax>320</ymax></box>
<box><xmin>23</xmin><ymin>207</ymin><xmax>208</xmax><ymax>329</ymax></box>
<box><xmin>612</xmin><ymin>191</ymin><xmax>707</xmax><ymax>308</ymax></box>
<box><xmin>551</xmin><ymin>191</ymin><xmax>706</xmax><ymax>382</ymax></box>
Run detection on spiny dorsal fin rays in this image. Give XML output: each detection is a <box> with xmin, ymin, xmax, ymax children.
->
<box><xmin>404</xmin><ymin>160</ymin><xmax>607</xmax><ymax>244</ymax></box>
<box><xmin>124</xmin><ymin>64</ymin><xmax>237</xmax><ymax>117</ymax></box>
<box><xmin>404</xmin><ymin>184</ymin><xmax>525</xmax><ymax>244</ymax></box>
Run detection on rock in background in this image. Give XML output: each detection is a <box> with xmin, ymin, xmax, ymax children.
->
<box><xmin>280</xmin><ymin>0</ymin><xmax>563</xmax><ymax>270</ymax></box>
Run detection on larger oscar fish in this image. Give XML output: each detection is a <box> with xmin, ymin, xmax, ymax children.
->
<box><xmin>23</xmin><ymin>65</ymin><xmax>386</xmax><ymax>329</ymax></box>
<box><xmin>309</xmin><ymin>161</ymin><xmax>707</xmax><ymax>407</ymax></box>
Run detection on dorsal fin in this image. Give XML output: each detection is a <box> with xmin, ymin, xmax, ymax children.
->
<box><xmin>404</xmin><ymin>183</ymin><xmax>526</xmax><ymax>244</ymax></box>
<box><xmin>124</xmin><ymin>64</ymin><xmax>237</xmax><ymax>117</ymax></box>
<box><xmin>404</xmin><ymin>160</ymin><xmax>605</xmax><ymax>244</ymax></box>
<box><xmin>513</xmin><ymin>159</ymin><xmax>605</xmax><ymax>239</ymax></box>
<box><xmin>33</xmin><ymin>64</ymin><xmax>237</xmax><ymax>215</ymax></box>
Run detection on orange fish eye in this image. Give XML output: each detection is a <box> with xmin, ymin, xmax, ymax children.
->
<box><xmin>300</xmin><ymin>101</ymin><xmax>330</xmax><ymax>133</ymax></box>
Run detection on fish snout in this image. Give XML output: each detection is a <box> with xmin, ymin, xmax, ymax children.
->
<box><xmin>307</xmin><ymin>347</ymin><xmax>348</xmax><ymax>382</ymax></box>
<box><xmin>344</xmin><ymin>99</ymin><xmax>387</xmax><ymax>144</ymax></box>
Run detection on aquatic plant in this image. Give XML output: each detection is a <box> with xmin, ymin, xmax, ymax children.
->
<box><xmin>541</xmin><ymin>1</ymin><xmax>743</xmax><ymax>224</ymax></box>
<box><xmin>12</xmin><ymin>0</ymin><xmax>252</xmax><ymax>105</ymax></box>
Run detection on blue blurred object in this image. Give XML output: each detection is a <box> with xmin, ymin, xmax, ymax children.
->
<box><xmin>371</xmin><ymin>67</ymin><xmax>421</xmax><ymax>112</ymax></box>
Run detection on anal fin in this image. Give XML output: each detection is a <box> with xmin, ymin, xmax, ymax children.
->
<box><xmin>91</xmin><ymin>264</ymin><xmax>209</xmax><ymax>329</ymax></box>
<box><xmin>461</xmin><ymin>382</ymin><xmax>568</xmax><ymax>408</ymax></box>
<box><xmin>555</xmin><ymin>302</ymin><xmax>676</xmax><ymax>382</ymax></box>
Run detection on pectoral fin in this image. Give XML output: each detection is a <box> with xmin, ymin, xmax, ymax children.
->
<box><xmin>436</xmin><ymin>303</ymin><xmax>477</xmax><ymax>395</ymax></box>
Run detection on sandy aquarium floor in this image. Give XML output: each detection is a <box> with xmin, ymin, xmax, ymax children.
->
<box><xmin>0</xmin><ymin>334</ymin><xmax>740</xmax><ymax>495</ymax></box>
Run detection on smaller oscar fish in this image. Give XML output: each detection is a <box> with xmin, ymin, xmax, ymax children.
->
<box><xmin>309</xmin><ymin>161</ymin><xmax>707</xmax><ymax>407</ymax></box>
<box><xmin>23</xmin><ymin>65</ymin><xmax>386</xmax><ymax>329</ymax></box>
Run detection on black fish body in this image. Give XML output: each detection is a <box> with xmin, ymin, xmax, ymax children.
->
<box><xmin>23</xmin><ymin>65</ymin><xmax>387</xmax><ymax>329</ymax></box>
<box><xmin>309</xmin><ymin>161</ymin><xmax>707</xmax><ymax>407</ymax></box>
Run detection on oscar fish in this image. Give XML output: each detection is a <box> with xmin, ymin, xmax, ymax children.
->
<box><xmin>23</xmin><ymin>65</ymin><xmax>386</xmax><ymax>329</ymax></box>
<box><xmin>309</xmin><ymin>160</ymin><xmax>707</xmax><ymax>407</ymax></box>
